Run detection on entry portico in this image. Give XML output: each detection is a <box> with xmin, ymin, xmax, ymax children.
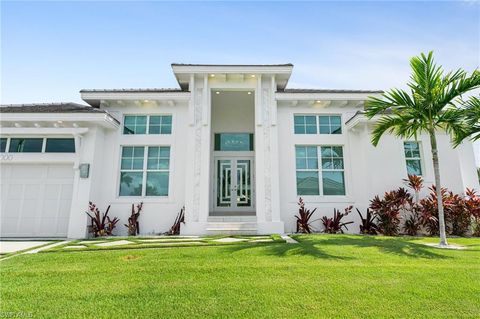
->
<box><xmin>173</xmin><ymin>64</ymin><xmax>292</xmax><ymax>234</ymax></box>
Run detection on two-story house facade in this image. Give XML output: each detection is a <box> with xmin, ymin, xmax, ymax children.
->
<box><xmin>1</xmin><ymin>64</ymin><xmax>478</xmax><ymax>238</ymax></box>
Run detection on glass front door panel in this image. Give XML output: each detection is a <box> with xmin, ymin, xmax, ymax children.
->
<box><xmin>236</xmin><ymin>160</ymin><xmax>251</xmax><ymax>207</ymax></box>
<box><xmin>217</xmin><ymin>160</ymin><xmax>232</xmax><ymax>207</ymax></box>
<box><xmin>215</xmin><ymin>158</ymin><xmax>253</xmax><ymax>211</ymax></box>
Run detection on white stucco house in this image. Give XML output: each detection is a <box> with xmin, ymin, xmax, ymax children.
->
<box><xmin>1</xmin><ymin>63</ymin><xmax>478</xmax><ymax>238</ymax></box>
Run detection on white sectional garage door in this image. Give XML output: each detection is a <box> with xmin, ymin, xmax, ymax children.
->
<box><xmin>0</xmin><ymin>164</ymin><xmax>74</xmax><ymax>238</ymax></box>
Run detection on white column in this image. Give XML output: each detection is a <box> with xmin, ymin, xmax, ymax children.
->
<box><xmin>67</xmin><ymin>127</ymin><xmax>105</xmax><ymax>238</ymax></box>
<box><xmin>181</xmin><ymin>74</ymin><xmax>211</xmax><ymax>234</ymax></box>
<box><xmin>254</xmin><ymin>75</ymin><xmax>284</xmax><ymax>233</ymax></box>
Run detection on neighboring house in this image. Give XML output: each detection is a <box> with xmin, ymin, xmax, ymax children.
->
<box><xmin>0</xmin><ymin>64</ymin><xmax>478</xmax><ymax>238</ymax></box>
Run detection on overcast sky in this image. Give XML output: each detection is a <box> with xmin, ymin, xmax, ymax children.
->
<box><xmin>1</xmin><ymin>1</ymin><xmax>479</xmax><ymax>164</ymax></box>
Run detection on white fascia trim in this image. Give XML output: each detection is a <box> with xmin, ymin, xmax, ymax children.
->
<box><xmin>80</xmin><ymin>91</ymin><xmax>191</xmax><ymax>101</ymax></box>
<box><xmin>0</xmin><ymin>127</ymin><xmax>89</xmax><ymax>135</ymax></box>
<box><xmin>276</xmin><ymin>92</ymin><xmax>382</xmax><ymax>101</ymax></box>
<box><xmin>0</xmin><ymin>113</ymin><xmax>119</xmax><ymax>129</ymax></box>
<box><xmin>172</xmin><ymin>65</ymin><xmax>293</xmax><ymax>75</ymax></box>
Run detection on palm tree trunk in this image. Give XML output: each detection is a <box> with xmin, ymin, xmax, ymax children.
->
<box><xmin>429</xmin><ymin>130</ymin><xmax>448</xmax><ymax>246</ymax></box>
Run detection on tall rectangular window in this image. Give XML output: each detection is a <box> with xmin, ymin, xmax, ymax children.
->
<box><xmin>320</xmin><ymin>146</ymin><xmax>345</xmax><ymax>195</ymax></box>
<box><xmin>295</xmin><ymin>146</ymin><xmax>320</xmax><ymax>195</ymax></box>
<box><xmin>319</xmin><ymin>115</ymin><xmax>342</xmax><ymax>134</ymax></box>
<box><xmin>0</xmin><ymin>138</ymin><xmax>6</xmax><ymax>152</ymax></box>
<box><xmin>119</xmin><ymin>146</ymin><xmax>170</xmax><ymax>197</ymax></box>
<box><xmin>146</xmin><ymin>146</ymin><xmax>170</xmax><ymax>196</ymax></box>
<box><xmin>123</xmin><ymin>116</ymin><xmax>147</xmax><ymax>134</ymax></box>
<box><xmin>294</xmin><ymin>115</ymin><xmax>317</xmax><ymax>134</ymax></box>
<box><xmin>9</xmin><ymin>138</ymin><xmax>43</xmax><ymax>153</ymax></box>
<box><xmin>295</xmin><ymin>145</ymin><xmax>345</xmax><ymax>196</ymax></box>
<box><xmin>45</xmin><ymin>138</ymin><xmax>75</xmax><ymax>153</ymax></box>
<box><xmin>404</xmin><ymin>141</ymin><xmax>422</xmax><ymax>176</ymax></box>
<box><xmin>149</xmin><ymin>116</ymin><xmax>172</xmax><ymax>134</ymax></box>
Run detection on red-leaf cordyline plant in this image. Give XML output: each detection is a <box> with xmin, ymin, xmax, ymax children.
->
<box><xmin>402</xmin><ymin>174</ymin><xmax>423</xmax><ymax>236</ymax></box>
<box><xmin>295</xmin><ymin>197</ymin><xmax>317</xmax><ymax>233</ymax></box>
<box><xmin>465</xmin><ymin>188</ymin><xmax>480</xmax><ymax>236</ymax></box>
<box><xmin>446</xmin><ymin>192</ymin><xmax>470</xmax><ymax>236</ymax></box>
<box><xmin>370</xmin><ymin>188</ymin><xmax>412</xmax><ymax>236</ymax></box>
<box><xmin>419</xmin><ymin>186</ymin><xmax>450</xmax><ymax>236</ymax></box>
<box><xmin>365</xmin><ymin>51</ymin><xmax>480</xmax><ymax>246</ymax></box>
<box><xmin>85</xmin><ymin>202</ymin><xmax>120</xmax><ymax>237</ymax></box>
<box><xmin>321</xmin><ymin>206</ymin><xmax>353</xmax><ymax>234</ymax></box>
<box><xmin>356</xmin><ymin>208</ymin><xmax>379</xmax><ymax>235</ymax></box>
<box><xmin>125</xmin><ymin>202</ymin><xmax>143</xmax><ymax>236</ymax></box>
<box><xmin>168</xmin><ymin>206</ymin><xmax>185</xmax><ymax>235</ymax></box>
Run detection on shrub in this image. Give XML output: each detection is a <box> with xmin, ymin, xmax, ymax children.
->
<box><xmin>295</xmin><ymin>197</ymin><xmax>317</xmax><ymax>233</ymax></box>
<box><xmin>419</xmin><ymin>186</ymin><xmax>449</xmax><ymax>236</ymax></box>
<box><xmin>465</xmin><ymin>188</ymin><xmax>480</xmax><ymax>236</ymax></box>
<box><xmin>356</xmin><ymin>208</ymin><xmax>378</xmax><ymax>235</ymax></box>
<box><xmin>321</xmin><ymin>206</ymin><xmax>353</xmax><ymax>234</ymax></box>
<box><xmin>125</xmin><ymin>202</ymin><xmax>143</xmax><ymax>236</ymax></box>
<box><xmin>370</xmin><ymin>188</ymin><xmax>412</xmax><ymax>236</ymax></box>
<box><xmin>85</xmin><ymin>202</ymin><xmax>119</xmax><ymax>237</ymax></box>
<box><xmin>403</xmin><ymin>212</ymin><xmax>421</xmax><ymax>236</ymax></box>
<box><xmin>446</xmin><ymin>192</ymin><xmax>470</xmax><ymax>236</ymax></box>
<box><xmin>167</xmin><ymin>206</ymin><xmax>185</xmax><ymax>235</ymax></box>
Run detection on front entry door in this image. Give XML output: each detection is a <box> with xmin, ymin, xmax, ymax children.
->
<box><xmin>214</xmin><ymin>157</ymin><xmax>254</xmax><ymax>212</ymax></box>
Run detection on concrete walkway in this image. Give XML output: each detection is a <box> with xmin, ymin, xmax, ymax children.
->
<box><xmin>0</xmin><ymin>241</ymin><xmax>51</xmax><ymax>254</ymax></box>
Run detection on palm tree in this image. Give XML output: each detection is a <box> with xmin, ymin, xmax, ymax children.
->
<box><xmin>453</xmin><ymin>96</ymin><xmax>480</xmax><ymax>145</ymax></box>
<box><xmin>365</xmin><ymin>51</ymin><xmax>480</xmax><ymax>246</ymax></box>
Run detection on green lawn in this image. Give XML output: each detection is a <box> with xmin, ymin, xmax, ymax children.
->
<box><xmin>1</xmin><ymin>235</ymin><xmax>479</xmax><ymax>318</ymax></box>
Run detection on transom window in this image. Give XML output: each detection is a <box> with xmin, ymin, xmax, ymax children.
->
<box><xmin>123</xmin><ymin>115</ymin><xmax>172</xmax><ymax>135</ymax></box>
<box><xmin>214</xmin><ymin>133</ymin><xmax>254</xmax><ymax>151</ymax></box>
<box><xmin>295</xmin><ymin>145</ymin><xmax>346</xmax><ymax>196</ymax></box>
<box><xmin>404</xmin><ymin>141</ymin><xmax>422</xmax><ymax>176</ymax></box>
<box><xmin>2</xmin><ymin>137</ymin><xmax>75</xmax><ymax>153</ymax></box>
<box><xmin>294</xmin><ymin>115</ymin><xmax>342</xmax><ymax>134</ymax></box>
<box><xmin>319</xmin><ymin>115</ymin><xmax>342</xmax><ymax>134</ymax></box>
<box><xmin>119</xmin><ymin>146</ymin><xmax>170</xmax><ymax>197</ymax></box>
<box><xmin>294</xmin><ymin>116</ymin><xmax>317</xmax><ymax>134</ymax></box>
<box><xmin>0</xmin><ymin>138</ymin><xmax>8</xmax><ymax>152</ymax></box>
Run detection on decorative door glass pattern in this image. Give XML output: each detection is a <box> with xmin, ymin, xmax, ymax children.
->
<box><xmin>215</xmin><ymin>158</ymin><xmax>253</xmax><ymax>210</ymax></box>
<box><xmin>217</xmin><ymin>160</ymin><xmax>232</xmax><ymax>207</ymax></box>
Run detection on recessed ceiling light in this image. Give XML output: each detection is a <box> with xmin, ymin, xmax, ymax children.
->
<box><xmin>143</xmin><ymin>100</ymin><xmax>149</xmax><ymax>103</ymax></box>
<box><xmin>247</xmin><ymin>92</ymin><xmax>252</xmax><ymax>95</ymax></box>
<box><xmin>216</xmin><ymin>91</ymin><xmax>220</xmax><ymax>94</ymax></box>
<box><xmin>210</xmin><ymin>74</ymin><xmax>215</xmax><ymax>77</ymax></box>
<box><xmin>57</xmin><ymin>120</ymin><xmax>63</xmax><ymax>124</ymax></box>
<box><xmin>251</xmin><ymin>74</ymin><xmax>256</xmax><ymax>78</ymax></box>
<box><xmin>316</xmin><ymin>100</ymin><xmax>321</xmax><ymax>103</ymax></box>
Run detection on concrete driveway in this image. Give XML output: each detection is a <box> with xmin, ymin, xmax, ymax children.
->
<box><xmin>0</xmin><ymin>241</ymin><xmax>51</xmax><ymax>254</ymax></box>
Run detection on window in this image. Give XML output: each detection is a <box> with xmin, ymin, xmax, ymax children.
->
<box><xmin>295</xmin><ymin>146</ymin><xmax>319</xmax><ymax>195</ymax></box>
<box><xmin>294</xmin><ymin>115</ymin><xmax>317</xmax><ymax>134</ymax></box>
<box><xmin>0</xmin><ymin>138</ymin><xmax>6</xmax><ymax>152</ymax></box>
<box><xmin>294</xmin><ymin>115</ymin><xmax>342</xmax><ymax>134</ymax></box>
<box><xmin>9</xmin><ymin>138</ymin><xmax>43</xmax><ymax>152</ymax></box>
<box><xmin>295</xmin><ymin>145</ymin><xmax>346</xmax><ymax>196</ymax></box>
<box><xmin>404</xmin><ymin>141</ymin><xmax>422</xmax><ymax>176</ymax></box>
<box><xmin>124</xmin><ymin>116</ymin><xmax>147</xmax><ymax>135</ymax></box>
<box><xmin>320</xmin><ymin>146</ymin><xmax>345</xmax><ymax>195</ymax></box>
<box><xmin>149</xmin><ymin>116</ymin><xmax>172</xmax><ymax>134</ymax></box>
<box><xmin>123</xmin><ymin>115</ymin><xmax>172</xmax><ymax>135</ymax></box>
<box><xmin>45</xmin><ymin>138</ymin><xmax>75</xmax><ymax>153</ymax></box>
<box><xmin>214</xmin><ymin>133</ymin><xmax>254</xmax><ymax>151</ymax></box>
<box><xmin>319</xmin><ymin>115</ymin><xmax>342</xmax><ymax>134</ymax></box>
<box><xmin>119</xmin><ymin>146</ymin><xmax>170</xmax><ymax>197</ymax></box>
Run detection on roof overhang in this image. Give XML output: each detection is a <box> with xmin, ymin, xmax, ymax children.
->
<box><xmin>276</xmin><ymin>91</ymin><xmax>382</xmax><ymax>101</ymax></box>
<box><xmin>0</xmin><ymin>112</ymin><xmax>119</xmax><ymax>130</ymax></box>
<box><xmin>81</xmin><ymin>91</ymin><xmax>190</xmax><ymax>107</ymax></box>
<box><xmin>171</xmin><ymin>64</ymin><xmax>293</xmax><ymax>91</ymax></box>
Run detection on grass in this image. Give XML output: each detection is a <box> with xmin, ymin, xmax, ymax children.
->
<box><xmin>1</xmin><ymin>234</ymin><xmax>479</xmax><ymax>318</ymax></box>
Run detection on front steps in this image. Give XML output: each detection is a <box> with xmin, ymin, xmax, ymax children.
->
<box><xmin>205</xmin><ymin>216</ymin><xmax>257</xmax><ymax>235</ymax></box>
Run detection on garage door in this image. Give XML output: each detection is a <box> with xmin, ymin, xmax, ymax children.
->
<box><xmin>1</xmin><ymin>164</ymin><xmax>74</xmax><ymax>237</ymax></box>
